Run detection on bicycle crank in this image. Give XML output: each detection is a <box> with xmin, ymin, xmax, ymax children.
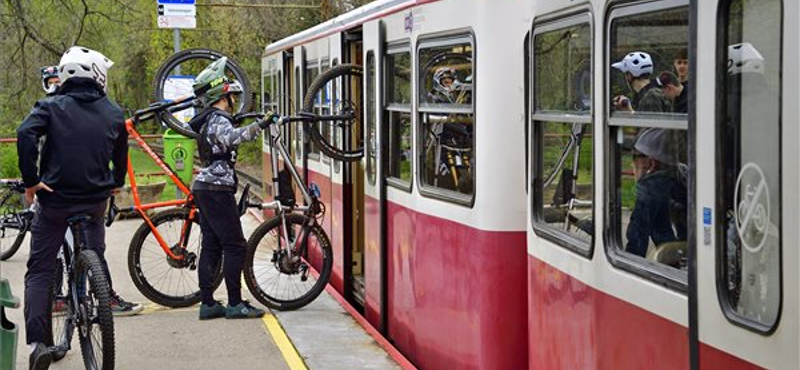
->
<box><xmin>166</xmin><ymin>245</ymin><xmax>197</xmax><ymax>270</ymax></box>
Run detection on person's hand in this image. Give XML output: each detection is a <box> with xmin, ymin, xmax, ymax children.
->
<box><xmin>258</xmin><ymin>111</ymin><xmax>280</xmax><ymax>129</ymax></box>
<box><xmin>25</xmin><ymin>182</ymin><xmax>53</xmax><ymax>204</ymax></box>
<box><xmin>613</xmin><ymin>95</ymin><xmax>633</xmax><ymax>112</ymax></box>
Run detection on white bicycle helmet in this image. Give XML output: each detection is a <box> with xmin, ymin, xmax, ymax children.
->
<box><xmin>58</xmin><ymin>46</ymin><xmax>114</xmax><ymax>91</ymax></box>
<box><xmin>727</xmin><ymin>42</ymin><xmax>764</xmax><ymax>75</ymax></box>
<box><xmin>612</xmin><ymin>52</ymin><xmax>654</xmax><ymax>78</ymax></box>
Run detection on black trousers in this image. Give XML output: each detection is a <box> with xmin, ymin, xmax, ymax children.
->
<box><xmin>194</xmin><ymin>189</ymin><xmax>247</xmax><ymax>307</ymax></box>
<box><xmin>25</xmin><ymin>200</ymin><xmax>110</xmax><ymax>345</ymax></box>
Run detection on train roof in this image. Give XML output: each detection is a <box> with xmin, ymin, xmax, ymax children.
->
<box><xmin>264</xmin><ymin>0</ymin><xmax>438</xmax><ymax>56</ymax></box>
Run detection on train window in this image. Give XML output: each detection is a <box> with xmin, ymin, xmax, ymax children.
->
<box><xmin>606</xmin><ymin>3</ymin><xmax>689</xmax><ymax>286</ymax></box>
<box><xmin>306</xmin><ymin>61</ymin><xmax>321</xmax><ymax>160</ymax></box>
<box><xmin>717</xmin><ymin>0</ymin><xmax>782</xmax><ymax>332</ymax></box>
<box><xmin>532</xmin><ymin>15</ymin><xmax>593</xmax><ymax>254</ymax></box>
<box><xmin>386</xmin><ymin>46</ymin><xmax>412</xmax><ymax>187</ymax></box>
<box><xmin>320</xmin><ymin>61</ymin><xmax>332</xmax><ymax>163</ymax></box>
<box><xmin>366</xmin><ymin>51</ymin><xmax>377</xmax><ymax>185</ymax></box>
<box><xmin>294</xmin><ymin>65</ymin><xmax>302</xmax><ymax>161</ymax></box>
<box><xmin>332</xmin><ymin>59</ymin><xmax>341</xmax><ymax>174</ymax></box>
<box><xmin>417</xmin><ymin>36</ymin><xmax>474</xmax><ymax>202</ymax></box>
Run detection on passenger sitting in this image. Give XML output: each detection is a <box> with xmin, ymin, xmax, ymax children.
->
<box><xmin>626</xmin><ymin>128</ymin><xmax>687</xmax><ymax>258</ymax></box>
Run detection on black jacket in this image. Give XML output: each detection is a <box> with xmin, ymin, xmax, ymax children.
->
<box><xmin>17</xmin><ymin>78</ymin><xmax>128</xmax><ymax>206</ymax></box>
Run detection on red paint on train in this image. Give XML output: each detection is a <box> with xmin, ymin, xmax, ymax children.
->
<box><xmin>364</xmin><ymin>195</ymin><xmax>382</xmax><ymax>327</ymax></box>
<box><xmin>385</xmin><ymin>201</ymin><xmax>528</xmax><ymax>370</ymax></box>
<box><xmin>528</xmin><ymin>257</ymin><xmax>689</xmax><ymax>369</ymax></box>
<box><xmin>699</xmin><ymin>342</ymin><xmax>766</xmax><ymax>370</ymax></box>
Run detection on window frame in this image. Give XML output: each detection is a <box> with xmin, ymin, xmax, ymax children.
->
<box><xmin>714</xmin><ymin>0</ymin><xmax>784</xmax><ymax>335</ymax></box>
<box><xmin>366</xmin><ymin>50</ymin><xmax>378</xmax><ymax>186</ymax></box>
<box><xmin>305</xmin><ymin>59</ymin><xmax>322</xmax><ymax>162</ymax></box>
<box><xmin>603</xmin><ymin>0</ymin><xmax>690</xmax><ymax>292</ymax></box>
<box><xmin>415</xmin><ymin>31</ymin><xmax>476</xmax><ymax>207</ymax></box>
<box><xmin>531</xmin><ymin>10</ymin><xmax>596</xmax><ymax>258</ymax></box>
<box><xmin>385</xmin><ymin>41</ymin><xmax>413</xmax><ymax>192</ymax></box>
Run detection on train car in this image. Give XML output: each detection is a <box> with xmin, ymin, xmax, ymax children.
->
<box><xmin>527</xmin><ymin>0</ymin><xmax>799</xmax><ymax>369</ymax></box>
<box><xmin>261</xmin><ymin>0</ymin><xmax>800</xmax><ymax>369</ymax></box>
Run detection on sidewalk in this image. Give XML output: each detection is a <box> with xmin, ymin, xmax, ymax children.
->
<box><xmin>2</xmin><ymin>212</ymin><xmax>403</xmax><ymax>370</ymax></box>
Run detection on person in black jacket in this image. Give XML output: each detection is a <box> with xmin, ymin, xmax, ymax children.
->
<box><xmin>17</xmin><ymin>46</ymin><xmax>138</xmax><ymax>370</ymax></box>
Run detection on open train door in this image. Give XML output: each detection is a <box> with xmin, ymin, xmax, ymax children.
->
<box><xmin>341</xmin><ymin>28</ymin><xmax>366</xmax><ymax>308</ymax></box>
<box><xmin>361</xmin><ymin>19</ymin><xmax>386</xmax><ymax>330</ymax></box>
<box><xmin>692</xmin><ymin>0</ymin><xmax>799</xmax><ymax>369</ymax></box>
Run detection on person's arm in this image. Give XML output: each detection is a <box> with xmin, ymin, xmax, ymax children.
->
<box><xmin>111</xmin><ymin>117</ymin><xmax>129</xmax><ymax>188</ymax></box>
<box><xmin>16</xmin><ymin>101</ymin><xmax>50</xmax><ymax>188</ymax></box>
<box><xmin>208</xmin><ymin>114</ymin><xmax>262</xmax><ymax>151</ymax></box>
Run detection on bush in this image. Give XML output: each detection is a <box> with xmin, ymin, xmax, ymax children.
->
<box><xmin>0</xmin><ymin>144</ymin><xmax>20</xmax><ymax>179</ymax></box>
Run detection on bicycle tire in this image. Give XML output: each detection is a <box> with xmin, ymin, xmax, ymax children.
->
<box><xmin>302</xmin><ymin>63</ymin><xmax>364</xmax><ymax>162</ymax></box>
<box><xmin>244</xmin><ymin>213</ymin><xmax>333</xmax><ymax>311</ymax></box>
<box><xmin>152</xmin><ymin>48</ymin><xmax>252</xmax><ymax>139</ymax></box>
<box><xmin>0</xmin><ymin>189</ymin><xmax>28</xmax><ymax>261</ymax></box>
<box><xmin>76</xmin><ymin>250</ymin><xmax>115</xmax><ymax>370</ymax></box>
<box><xmin>50</xmin><ymin>249</ymin><xmax>72</xmax><ymax>362</ymax></box>
<box><xmin>128</xmin><ymin>208</ymin><xmax>222</xmax><ymax>308</ymax></box>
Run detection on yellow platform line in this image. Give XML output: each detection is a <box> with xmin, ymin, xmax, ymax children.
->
<box><xmin>262</xmin><ymin>313</ymin><xmax>308</xmax><ymax>370</ymax></box>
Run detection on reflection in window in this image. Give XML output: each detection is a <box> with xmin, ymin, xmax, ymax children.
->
<box><xmin>718</xmin><ymin>0</ymin><xmax>782</xmax><ymax>329</ymax></box>
<box><xmin>306</xmin><ymin>63</ymin><xmax>321</xmax><ymax>158</ymax></box>
<box><xmin>418</xmin><ymin>40</ymin><xmax>474</xmax><ymax>197</ymax></box>
<box><xmin>535</xmin><ymin>23</ymin><xmax>591</xmax><ymax>113</ymax></box>
<box><xmin>608</xmin><ymin>6</ymin><xmax>689</xmax><ymax>271</ymax></box>
<box><xmin>610</xmin><ymin>8</ymin><xmax>688</xmax><ymax>116</ymax></box>
<box><xmin>532</xmin><ymin>18</ymin><xmax>593</xmax><ymax>252</ymax></box>
<box><xmin>386</xmin><ymin>50</ymin><xmax>412</xmax><ymax>184</ymax></box>
<box><xmin>366</xmin><ymin>52</ymin><xmax>377</xmax><ymax>185</ymax></box>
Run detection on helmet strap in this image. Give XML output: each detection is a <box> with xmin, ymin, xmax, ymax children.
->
<box><xmin>225</xmin><ymin>94</ymin><xmax>235</xmax><ymax>113</ymax></box>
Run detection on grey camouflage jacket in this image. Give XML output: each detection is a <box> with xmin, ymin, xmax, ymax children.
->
<box><xmin>193</xmin><ymin>109</ymin><xmax>262</xmax><ymax>191</ymax></box>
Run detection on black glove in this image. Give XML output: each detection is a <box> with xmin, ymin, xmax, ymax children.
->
<box><xmin>258</xmin><ymin>111</ymin><xmax>280</xmax><ymax>129</ymax></box>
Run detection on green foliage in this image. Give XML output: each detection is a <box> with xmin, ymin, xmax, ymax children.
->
<box><xmin>0</xmin><ymin>144</ymin><xmax>20</xmax><ymax>179</ymax></box>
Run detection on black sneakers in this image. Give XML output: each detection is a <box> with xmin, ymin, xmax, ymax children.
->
<box><xmin>29</xmin><ymin>342</ymin><xmax>52</xmax><ymax>370</ymax></box>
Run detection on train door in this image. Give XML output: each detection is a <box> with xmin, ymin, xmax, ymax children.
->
<box><xmin>692</xmin><ymin>0</ymin><xmax>799</xmax><ymax>369</ymax></box>
<box><xmin>343</xmin><ymin>28</ymin><xmax>365</xmax><ymax>307</ymax></box>
<box><xmin>362</xmin><ymin>20</ymin><xmax>385</xmax><ymax>329</ymax></box>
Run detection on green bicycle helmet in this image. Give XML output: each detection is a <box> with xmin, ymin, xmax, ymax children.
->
<box><xmin>193</xmin><ymin>57</ymin><xmax>243</xmax><ymax>105</ymax></box>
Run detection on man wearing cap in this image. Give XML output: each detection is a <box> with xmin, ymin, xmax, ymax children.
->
<box><xmin>611</xmin><ymin>51</ymin><xmax>672</xmax><ymax>113</ymax></box>
<box><xmin>626</xmin><ymin>128</ymin><xmax>687</xmax><ymax>258</ymax></box>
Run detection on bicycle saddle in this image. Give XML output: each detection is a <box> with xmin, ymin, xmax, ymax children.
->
<box><xmin>66</xmin><ymin>214</ymin><xmax>92</xmax><ymax>226</ymax></box>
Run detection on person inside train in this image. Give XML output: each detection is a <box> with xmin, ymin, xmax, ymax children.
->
<box><xmin>672</xmin><ymin>48</ymin><xmax>689</xmax><ymax>112</ymax></box>
<box><xmin>656</xmin><ymin>71</ymin><xmax>686</xmax><ymax>114</ymax></box>
<box><xmin>611</xmin><ymin>51</ymin><xmax>672</xmax><ymax>113</ymax></box>
<box><xmin>626</xmin><ymin>128</ymin><xmax>687</xmax><ymax>258</ymax></box>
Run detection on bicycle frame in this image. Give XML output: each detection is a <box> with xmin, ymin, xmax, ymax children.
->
<box><xmin>123</xmin><ymin>117</ymin><xmax>198</xmax><ymax>261</ymax></box>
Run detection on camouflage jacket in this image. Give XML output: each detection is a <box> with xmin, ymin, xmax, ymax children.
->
<box><xmin>191</xmin><ymin>108</ymin><xmax>262</xmax><ymax>191</ymax></box>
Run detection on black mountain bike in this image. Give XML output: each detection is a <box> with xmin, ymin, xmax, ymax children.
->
<box><xmin>0</xmin><ymin>180</ymin><xmax>33</xmax><ymax>260</ymax></box>
<box><xmin>49</xmin><ymin>198</ymin><xmax>117</xmax><ymax>369</ymax></box>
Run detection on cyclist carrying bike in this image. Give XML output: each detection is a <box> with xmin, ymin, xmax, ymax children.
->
<box><xmin>189</xmin><ymin>57</ymin><xmax>272</xmax><ymax>320</ymax></box>
<box><xmin>17</xmin><ymin>46</ymin><xmax>138</xmax><ymax>370</ymax></box>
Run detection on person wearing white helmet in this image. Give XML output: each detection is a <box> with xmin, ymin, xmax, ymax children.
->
<box><xmin>611</xmin><ymin>51</ymin><xmax>671</xmax><ymax>113</ymax></box>
<box><xmin>626</xmin><ymin>128</ymin><xmax>687</xmax><ymax>258</ymax></box>
<box><xmin>18</xmin><ymin>46</ymin><xmax>140</xmax><ymax>370</ymax></box>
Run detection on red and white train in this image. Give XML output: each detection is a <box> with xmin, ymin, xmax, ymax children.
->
<box><xmin>260</xmin><ymin>0</ymin><xmax>799</xmax><ymax>369</ymax></box>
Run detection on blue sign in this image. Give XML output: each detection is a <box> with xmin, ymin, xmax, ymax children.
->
<box><xmin>158</xmin><ymin>0</ymin><xmax>195</xmax><ymax>4</ymax></box>
<box><xmin>703</xmin><ymin>207</ymin><xmax>712</xmax><ymax>225</ymax></box>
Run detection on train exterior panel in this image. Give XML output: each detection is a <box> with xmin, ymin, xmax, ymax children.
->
<box><xmin>262</xmin><ymin>0</ymin><xmax>800</xmax><ymax>369</ymax></box>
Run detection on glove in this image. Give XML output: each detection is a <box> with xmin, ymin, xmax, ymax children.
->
<box><xmin>258</xmin><ymin>111</ymin><xmax>280</xmax><ymax>129</ymax></box>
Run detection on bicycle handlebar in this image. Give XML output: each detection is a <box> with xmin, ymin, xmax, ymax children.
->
<box><xmin>133</xmin><ymin>94</ymin><xmax>197</xmax><ymax>121</ymax></box>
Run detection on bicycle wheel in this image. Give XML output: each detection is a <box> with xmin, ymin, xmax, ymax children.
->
<box><xmin>128</xmin><ymin>208</ymin><xmax>222</xmax><ymax>308</ymax></box>
<box><xmin>152</xmin><ymin>48</ymin><xmax>252</xmax><ymax>139</ymax></box>
<box><xmin>0</xmin><ymin>189</ymin><xmax>28</xmax><ymax>260</ymax></box>
<box><xmin>302</xmin><ymin>63</ymin><xmax>364</xmax><ymax>162</ymax></box>
<box><xmin>75</xmin><ymin>250</ymin><xmax>114</xmax><ymax>370</ymax></box>
<box><xmin>244</xmin><ymin>213</ymin><xmax>333</xmax><ymax>311</ymax></box>
<box><xmin>50</xmin><ymin>247</ymin><xmax>72</xmax><ymax>362</ymax></box>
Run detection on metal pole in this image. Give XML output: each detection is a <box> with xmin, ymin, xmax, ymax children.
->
<box><xmin>173</xmin><ymin>28</ymin><xmax>183</xmax><ymax>199</ymax></box>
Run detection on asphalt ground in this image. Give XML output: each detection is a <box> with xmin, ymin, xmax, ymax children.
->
<box><xmin>2</xmin><ymin>211</ymin><xmax>402</xmax><ymax>370</ymax></box>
